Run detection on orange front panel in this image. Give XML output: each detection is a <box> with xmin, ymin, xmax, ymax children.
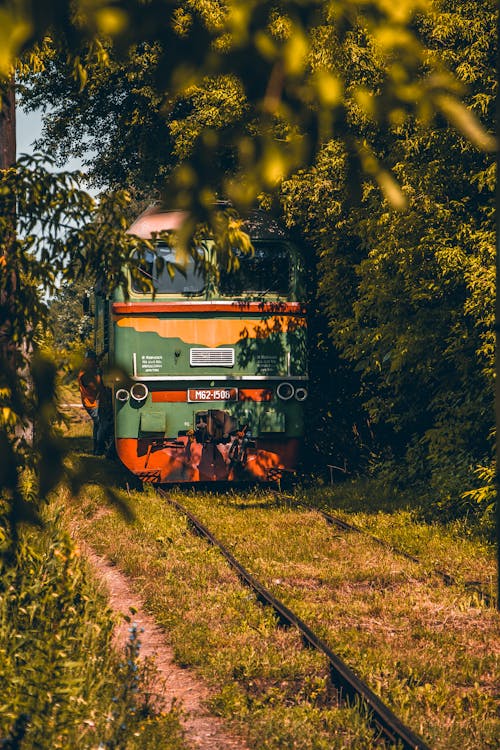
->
<box><xmin>115</xmin><ymin>437</ymin><xmax>300</xmax><ymax>483</ymax></box>
<box><xmin>115</xmin><ymin>315</ymin><xmax>304</xmax><ymax>347</ymax></box>
<box><xmin>151</xmin><ymin>391</ymin><xmax>188</xmax><ymax>402</ymax></box>
<box><xmin>150</xmin><ymin>388</ymin><xmax>273</xmax><ymax>403</ymax></box>
<box><xmin>239</xmin><ymin>389</ymin><xmax>273</xmax><ymax>402</ymax></box>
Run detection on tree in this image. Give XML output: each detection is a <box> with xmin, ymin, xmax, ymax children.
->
<box><xmin>0</xmin><ymin>0</ymin><xmax>496</xmax><ymax>548</ymax></box>
<box><xmin>18</xmin><ymin>40</ymin><xmax>174</xmax><ymax>193</ymax></box>
<box><xmin>47</xmin><ymin>278</ymin><xmax>94</xmax><ymax>352</ymax></box>
<box><xmin>12</xmin><ymin>0</ymin><xmax>495</xmax><ymax>215</ymax></box>
<box><xmin>281</xmin><ymin>0</ymin><xmax>496</xmax><ymax>515</ymax></box>
<box><xmin>0</xmin><ymin>154</ymin><xmax>150</xmax><ymax>545</ymax></box>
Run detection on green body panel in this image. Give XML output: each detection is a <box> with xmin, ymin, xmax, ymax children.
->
<box><xmin>115</xmin><ymin>390</ymin><xmax>304</xmax><ymax>439</ymax></box>
<box><xmin>139</xmin><ymin>410</ymin><xmax>167</xmax><ymax>434</ymax></box>
<box><xmin>259</xmin><ymin>408</ymin><xmax>286</xmax><ymax>433</ymax></box>
<box><xmin>112</xmin><ymin>310</ymin><xmax>307</xmax><ymax>440</ymax></box>
<box><xmin>112</xmin><ymin>323</ymin><xmax>307</xmax><ymax>378</ymax></box>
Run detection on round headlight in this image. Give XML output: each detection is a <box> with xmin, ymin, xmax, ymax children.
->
<box><xmin>115</xmin><ymin>389</ymin><xmax>130</xmax><ymax>402</ymax></box>
<box><xmin>130</xmin><ymin>382</ymin><xmax>149</xmax><ymax>402</ymax></box>
<box><xmin>295</xmin><ymin>387</ymin><xmax>308</xmax><ymax>402</ymax></box>
<box><xmin>277</xmin><ymin>382</ymin><xmax>294</xmax><ymax>401</ymax></box>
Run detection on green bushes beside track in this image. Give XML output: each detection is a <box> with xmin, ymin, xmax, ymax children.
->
<box><xmin>0</xmin><ymin>521</ymin><xmax>186</xmax><ymax>750</ymax></box>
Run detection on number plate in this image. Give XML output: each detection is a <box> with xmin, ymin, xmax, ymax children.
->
<box><xmin>188</xmin><ymin>388</ymin><xmax>238</xmax><ymax>402</ymax></box>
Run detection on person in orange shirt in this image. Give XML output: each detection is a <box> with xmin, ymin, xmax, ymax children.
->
<box><xmin>78</xmin><ymin>349</ymin><xmax>104</xmax><ymax>454</ymax></box>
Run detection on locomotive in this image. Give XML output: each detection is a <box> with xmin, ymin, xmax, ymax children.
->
<box><xmin>92</xmin><ymin>205</ymin><xmax>308</xmax><ymax>483</ymax></box>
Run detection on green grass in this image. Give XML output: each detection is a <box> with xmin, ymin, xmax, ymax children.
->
<box><xmin>65</xmin><ymin>484</ymin><xmax>385</xmax><ymax>749</ymax></box>
<box><xmin>38</xmin><ymin>411</ymin><xmax>499</xmax><ymax>749</ymax></box>
<box><xmin>64</xmin><ymin>477</ymin><xmax>499</xmax><ymax>750</ymax></box>
<box><xmin>58</xmin><ymin>375</ymin><xmax>80</xmax><ymax>405</ymax></box>
<box><xmin>0</xmin><ymin>405</ymin><xmax>187</xmax><ymax>750</ymax></box>
<box><xmin>0</xmin><ymin>517</ymin><xmax>187</xmax><ymax>749</ymax></box>
<box><xmin>294</xmin><ymin>481</ymin><xmax>496</xmax><ymax>592</ymax></box>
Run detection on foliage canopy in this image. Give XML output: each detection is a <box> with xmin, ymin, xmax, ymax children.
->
<box><xmin>10</xmin><ymin>0</ymin><xmax>496</xmax><ymax>214</ymax></box>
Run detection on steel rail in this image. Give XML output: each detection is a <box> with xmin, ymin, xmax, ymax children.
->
<box><xmin>158</xmin><ymin>488</ymin><xmax>431</xmax><ymax>750</ymax></box>
<box><xmin>317</xmin><ymin>509</ymin><xmax>495</xmax><ymax>608</ymax></box>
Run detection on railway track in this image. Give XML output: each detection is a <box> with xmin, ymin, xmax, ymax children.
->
<box><xmin>318</xmin><ymin>508</ymin><xmax>495</xmax><ymax>607</ymax></box>
<box><xmin>272</xmin><ymin>490</ymin><xmax>495</xmax><ymax>608</ymax></box>
<box><xmin>158</xmin><ymin>488</ymin><xmax>431</xmax><ymax>750</ymax></box>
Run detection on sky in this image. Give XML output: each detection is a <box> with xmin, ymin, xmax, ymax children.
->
<box><xmin>16</xmin><ymin>106</ymin><xmax>43</xmax><ymax>156</ymax></box>
<box><xmin>16</xmin><ymin>105</ymin><xmax>84</xmax><ymax>172</ymax></box>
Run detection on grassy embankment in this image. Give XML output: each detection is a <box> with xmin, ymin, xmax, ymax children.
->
<box><xmin>57</xmin><ymin>397</ymin><xmax>499</xmax><ymax>750</ymax></box>
<box><xmin>0</xmin><ymin>383</ymin><xmax>188</xmax><ymax>750</ymax></box>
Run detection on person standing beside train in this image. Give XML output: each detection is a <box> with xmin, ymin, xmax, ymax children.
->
<box><xmin>78</xmin><ymin>349</ymin><xmax>105</xmax><ymax>455</ymax></box>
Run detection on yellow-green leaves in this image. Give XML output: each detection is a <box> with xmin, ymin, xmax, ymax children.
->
<box><xmin>433</xmin><ymin>93</ymin><xmax>497</xmax><ymax>152</ymax></box>
<box><xmin>72</xmin><ymin>55</ymin><xmax>88</xmax><ymax>91</ymax></box>
<box><xmin>93</xmin><ymin>6</ymin><xmax>128</xmax><ymax>36</ymax></box>
<box><xmin>172</xmin><ymin>6</ymin><xmax>193</xmax><ymax>37</ymax></box>
<box><xmin>0</xmin><ymin>405</ymin><xmax>17</xmax><ymax>429</ymax></box>
<box><xmin>461</xmin><ymin>463</ymin><xmax>496</xmax><ymax>512</ymax></box>
<box><xmin>376</xmin><ymin>0</ymin><xmax>431</xmax><ymax>24</ymax></box>
<box><xmin>7</xmin><ymin>0</ymin><xmax>499</xmax><ymax>216</ymax></box>
<box><xmin>283</xmin><ymin>29</ymin><xmax>310</xmax><ymax>76</ymax></box>
<box><xmin>261</xmin><ymin>145</ymin><xmax>288</xmax><ymax>186</ymax></box>
<box><xmin>315</xmin><ymin>71</ymin><xmax>343</xmax><ymax>107</ymax></box>
<box><xmin>73</xmin><ymin>0</ymin><xmax>130</xmax><ymax>36</ymax></box>
<box><xmin>357</xmin><ymin>142</ymin><xmax>407</xmax><ymax>210</ymax></box>
<box><xmin>0</xmin><ymin>8</ymin><xmax>32</xmax><ymax>77</ymax></box>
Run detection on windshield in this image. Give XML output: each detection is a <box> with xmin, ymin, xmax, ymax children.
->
<box><xmin>132</xmin><ymin>243</ymin><xmax>205</xmax><ymax>294</ymax></box>
<box><xmin>219</xmin><ymin>241</ymin><xmax>291</xmax><ymax>296</ymax></box>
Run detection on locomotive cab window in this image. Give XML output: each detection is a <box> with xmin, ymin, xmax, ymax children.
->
<box><xmin>132</xmin><ymin>243</ymin><xmax>205</xmax><ymax>295</ymax></box>
<box><xmin>219</xmin><ymin>242</ymin><xmax>291</xmax><ymax>296</ymax></box>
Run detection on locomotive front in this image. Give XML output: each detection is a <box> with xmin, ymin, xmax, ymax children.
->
<box><xmin>107</xmin><ymin>206</ymin><xmax>308</xmax><ymax>483</ymax></box>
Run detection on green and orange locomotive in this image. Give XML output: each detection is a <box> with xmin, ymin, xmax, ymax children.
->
<box><xmin>93</xmin><ymin>206</ymin><xmax>308</xmax><ymax>483</ymax></box>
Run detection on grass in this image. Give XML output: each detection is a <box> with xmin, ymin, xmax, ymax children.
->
<box><xmin>62</xmin><ymin>470</ymin><xmax>499</xmax><ymax>750</ymax></box>
<box><xmin>58</xmin><ymin>374</ymin><xmax>80</xmax><ymax>404</ymax></box>
<box><xmin>0</xmin><ymin>401</ymin><xmax>188</xmax><ymax>749</ymax></box>
<box><xmin>48</xmin><ymin>407</ymin><xmax>500</xmax><ymax>748</ymax></box>
<box><xmin>65</xmin><ymin>485</ymin><xmax>381</xmax><ymax>749</ymax></box>
<box><xmin>294</xmin><ymin>481</ymin><xmax>497</xmax><ymax>596</ymax></box>
<box><xmin>0</xmin><ymin>516</ymin><xmax>187</xmax><ymax>749</ymax></box>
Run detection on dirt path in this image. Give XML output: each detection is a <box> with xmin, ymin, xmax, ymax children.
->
<box><xmin>84</xmin><ymin>546</ymin><xmax>250</xmax><ymax>750</ymax></box>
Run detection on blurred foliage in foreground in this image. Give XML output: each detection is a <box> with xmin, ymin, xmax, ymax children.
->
<box><xmin>0</xmin><ymin>159</ymin><xmax>154</xmax><ymax>545</ymax></box>
<box><xmin>11</xmin><ymin>0</ymin><xmax>496</xmax><ymax>215</ymax></box>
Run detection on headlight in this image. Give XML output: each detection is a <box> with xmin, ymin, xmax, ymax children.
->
<box><xmin>295</xmin><ymin>387</ymin><xmax>308</xmax><ymax>402</ymax></box>
<box><xmin>277</xmin><ymin>382</ymin><xmax>294</xmax><ymax>400</ymax></box>
<box><xmin>115</xmin><ymin>389</ymin><xmax>130</xmax><ymax>402</ymax></box>
<box><xmin>130</xmin><ymin>382</ymin><xmax>149</xmax><ymax>402</ymax></box>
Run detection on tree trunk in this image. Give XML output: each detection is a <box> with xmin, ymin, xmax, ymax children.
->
<box><xmin>0</xmin><ymin>78</ymin><xmax>18</xmax><ymax>385</ymax></box>
<box><xmin>0</xmin><ymin>80</ymin><xmax>16</xmax><ymax>169</ymax></box>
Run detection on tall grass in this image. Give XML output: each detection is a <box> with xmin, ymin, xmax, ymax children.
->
<box><xmin>0</xmin><ymin>521</ymin><xmax>186</xmax><ymax>749</ymax></box>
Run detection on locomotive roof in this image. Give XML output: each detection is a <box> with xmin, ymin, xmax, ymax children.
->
<box><xmin>126</xmin><ymin>205</ymin><xmax>188</xmax><ymax>238</ymax></box>
<box><xmin>127</xmin><ymin>204</ymin><xmax>289</xmax><ymax>242</ymax></box>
